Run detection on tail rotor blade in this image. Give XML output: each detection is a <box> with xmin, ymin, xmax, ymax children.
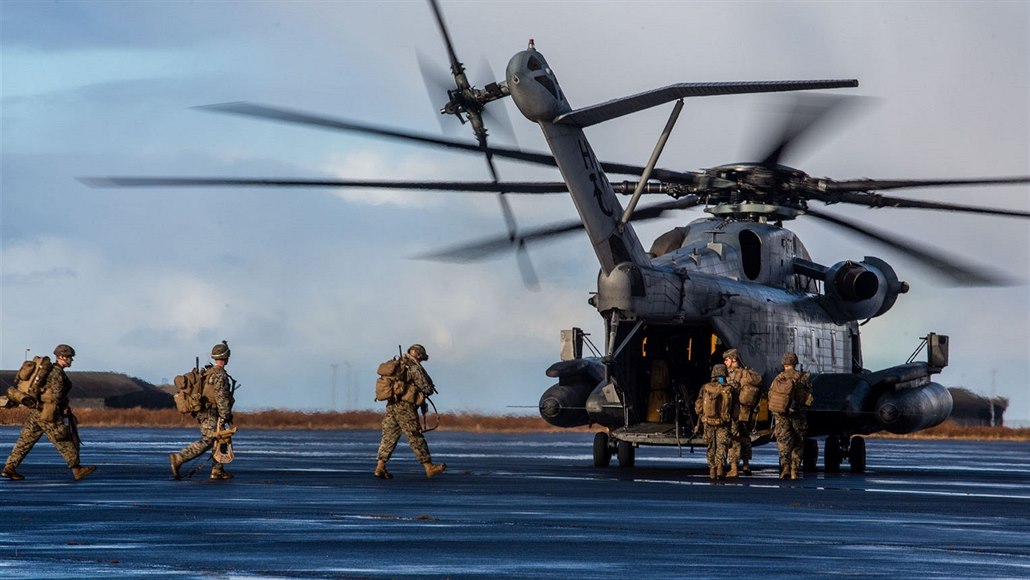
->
<box><xmin>477</xmin><ymin>55</ymin><xmax>518</xmax><ymax>146</ymax></box>
<box><xmin>417</xmin><ymin>51</ymin><xmax>461</xmax><ymax>135</ymax></box>
<box><xmin>427</xmin><ymin>0</ymin><xmax>466</xmax><ymax>88</ymax></box>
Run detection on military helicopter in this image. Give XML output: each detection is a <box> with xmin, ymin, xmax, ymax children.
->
<box><xmin>84</xmin><ymin>1</ymin><xmax>1030</xmax><ymax>474</ymax></box>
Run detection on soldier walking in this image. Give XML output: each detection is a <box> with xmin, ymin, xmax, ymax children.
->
<box><xmin>769</xmin><ymin>352</ymin><xmax>814</xmax><ymax>480</ymax></box>
<box><xmin>2</xmin><ymin>344</ymin><xmax>96</xmax><ymax>481</ymax></box>
<box><xmin>169</xmin><ymin>341</ymin><xmax>236</xmax><ymax>480</ymax></box>
<box><xmin>695</xmin><ymin>364</ymin><xmax>733</xmax><ymax>481</ymax></box>
<box><xmin>724</xmin><ymin>348</ymin><xmax>762</xmax><ymax>477</ymax></box>
<box><xmin>374</xmin><ymin>344</ymin><xmax>446</xmax><ymax>480</ymax></box>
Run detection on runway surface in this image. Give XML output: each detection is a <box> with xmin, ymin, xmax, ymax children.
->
<box><xmin>1</xmin><ymin>427</ymin><xmax>1028</xmax><ymax>578</ymax></box>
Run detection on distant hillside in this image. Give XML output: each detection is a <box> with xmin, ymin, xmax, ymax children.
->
<box><xmin>948</xmin><ymin>387</ymin><xmax>1007</xmax><ymax>426</ymax></box>
<box><xmin>0</xmin><ymin>370</ymin><xmax>173</xmax><ymax>409</ymax></box>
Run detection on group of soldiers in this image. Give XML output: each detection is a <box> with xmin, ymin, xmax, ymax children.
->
<box><xmin>4</xmin><ymin>342</ymin><xmax>812</xmax><ymax>483</ymax></box>
<box><xmin>695</xmin><ymin>349</ymin><xmax>814</xmax><ymax>481</ymax></box>
<box><xmin>1</xmin><ymin>341</ymin><xmax>446</xmax><ymax>483</ymax></box>
<box><xmin>1</xmin><ymin>342</ymin><xmax>238</xmax><ymax>482</ymax></box>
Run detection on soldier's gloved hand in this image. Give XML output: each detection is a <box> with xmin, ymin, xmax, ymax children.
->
<box><xmin>224</xmin><ymin>413</ymin><xmax>233</xmax><ymax>425</ymax></box>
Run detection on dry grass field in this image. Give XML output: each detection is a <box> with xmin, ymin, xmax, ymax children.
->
<box><xmin>0</xmin><ymin>407</ymin><xmax>581</xmax><ymax>433</ymax></box>
<box><xmin>0</xmin><ymin>408</ymin><xmax>1026</xmax><ymax>439</ymax></box>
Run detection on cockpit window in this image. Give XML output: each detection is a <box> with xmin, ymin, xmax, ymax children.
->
<box><xmin>527</xmin><ymin>56</ymin><xmax>542</xmax><ymax>71</ymax></box>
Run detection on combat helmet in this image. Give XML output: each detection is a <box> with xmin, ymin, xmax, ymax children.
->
<box><xmin>54</xmin><ymin>344</ymin><xmax>76</xmax><ymax>358</ymax></box>
<box><xmin>782</xmin><ymin>352</ymin><xmax>799</xmax><ymax>366</ymax></box>
<box><xmin>211</xmin><ymin>340</ymin><xmax>231</xmax><ymax>361</ymax></box>
<box><xmin>408</xmin><ymin>343</ymin><xmax>428</xmax><ymax>361</ymax></box>
<box><xmin>723</xmin><ymin>348</ymin><xmax>740</xmax><ymax>362</ymax></box>
<box><xmin>711</xmin><ymin>364</ymin><xmax>728</xmax><ymax>379</ymax></box>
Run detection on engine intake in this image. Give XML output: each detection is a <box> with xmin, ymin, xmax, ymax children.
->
<box><xmin>794</xmin><ymin>256</ymin><xmax>908</xmax><ymax>321</ymax></box>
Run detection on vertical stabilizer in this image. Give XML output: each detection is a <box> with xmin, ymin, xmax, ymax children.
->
<box><xmin>507</xmin><ymin>47</ymin><xmax>650</xmax><ymax>275</ymax></box>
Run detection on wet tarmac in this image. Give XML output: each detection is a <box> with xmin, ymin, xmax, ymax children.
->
<box><xmin>1</xmin><ymin>427</ymin><xmax>1028</xmax><ymax>578</ymax></box>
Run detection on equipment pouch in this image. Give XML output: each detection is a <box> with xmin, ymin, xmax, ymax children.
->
<box><xmin>5</xmin><ymin>386</ymin><xmax>38</xmax><ymax>409</ymax></box>
<box><xmin>40</xmin><ymin>401</ymin><xmax>60</xmax><ymax>423</ymax></box>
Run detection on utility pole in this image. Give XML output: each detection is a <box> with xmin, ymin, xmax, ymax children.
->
<box><xmin>989</xmin><ymin>369</ymin><xmax>997</xmax><ymax>427</ymax></box>
<box><xmin>343</xmin><ymin>360</ymin><xmax>353</xmax><ymax>410</ymax></box>
<box><xmin>330</xmin><ymin>363</ymin><xmax>339</xmax><ymax>412</ymax></box>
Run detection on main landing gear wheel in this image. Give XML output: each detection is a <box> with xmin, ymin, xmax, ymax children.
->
<box><xmin>616</xmin><ymin>440</ymin><xmax>635</xmax><ymax>468</ymax></box>
<box><xmin>803</xmin><ymin>438</ymin><xmax>819</xmax><ymax>472</ymax></box>
<box><xmin>824</xmin><ymin>435</ymin><xmax>843</xmax><ymax>473</ymax></box>
<box><xmin>848</xmin><ymin>436</ymin><xmax>866</xmax><ymax>473</ymax></box>
<box><xmin>593</xmin><ymin>432</ymin><xmax>612</xmax><ymax>468</ymax></box>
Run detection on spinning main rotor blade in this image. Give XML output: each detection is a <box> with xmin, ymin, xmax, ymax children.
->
<box><xmin>758</xmin><ymin>94</ymin><xmax>858</xmax><ymax>168</ymax></box>
<box><xmin>829</xmin><ymin>190</ymin><xmax>1030</xmax><ymax>218</ymax></box>
<box><xmin>821</xmin><ymin>176</ymin><xmax>1030</xmax><ymax>194</ymax></box>
<box><xmin>194</xmin><ymin>102</ymin><xmax>700</xmax><ymax>182</ymax></box>
<box><xmin>805</xmin><ymin>207</ymin><xmax>1013</xmax><ymax>286</ymax></box>
<box><xmin>78</xmin><ymin>176</ymin><xmax>570</xmax><ymax>193</ymax></box>
<box><xmin>415</xmin><ymin>196</ymin><xmax>701</xmax><ymax>262</ymax></box>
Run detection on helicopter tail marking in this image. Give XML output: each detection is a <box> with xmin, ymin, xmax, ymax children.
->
<box><xmin>507</xmin><ymin>47</ymin><xmax>650</xmax><ymax>275</ymax></box>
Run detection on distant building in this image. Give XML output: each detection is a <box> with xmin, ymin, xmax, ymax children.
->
<box><xmin>0</xmin><ymin>370</ymin><xmax>173</xmax><ymax>409</ymax></box>
<box><xmin>948</xmin><ymin>387</ymin><xmax>1007</xmax><ymax>427</ymax></box>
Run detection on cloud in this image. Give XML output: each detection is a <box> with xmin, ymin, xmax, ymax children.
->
<box><xmin>2</xmin><ymin>1</ymin><xmax>1027</xmax><ymax>421</ymax></box>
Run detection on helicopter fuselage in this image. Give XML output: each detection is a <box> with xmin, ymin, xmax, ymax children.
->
<box><xmin>509</xmin><ymin>45</ymin><xmax>952</xmax><ymax>453</ymax></box>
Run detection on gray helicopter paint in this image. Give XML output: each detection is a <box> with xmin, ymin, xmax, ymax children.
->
<box><xmin>510</xmin><ymin>46</ymin><xmax>948</xmax><ymax>446</ymax></box>
<box><xmin>505</xmin><ymin>47</ymin><xmax>893</xmax><ymax>379</ymax></box>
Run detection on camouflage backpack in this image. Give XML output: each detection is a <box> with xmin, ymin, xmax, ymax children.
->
<box><xmin>173</xmin><ymin>364</ymin><xmax>211</xmax><ymax>414</ymax></box>
<box><xmin>735</xmin><ymin>368</ymin><xmax>763</xmax><ymax>408</ymax></box>
<box><xmin>700</xmin><ymin>382</ymin><xmax>731</xmax><ymax>425</ymax></box>
<box><xmin>374</xmin><ymin>358</ymin><xmax>405</xmax><ymax>402</ymax></box>
<box><xmin>768</xmin><ymin>370</ymin><xmax>809</xmax><ymax>414</ymax></box>
<box><xmin>5</xmin><ymin>355</ymin><xmax>53</xmax><ymax>409</ymax></box>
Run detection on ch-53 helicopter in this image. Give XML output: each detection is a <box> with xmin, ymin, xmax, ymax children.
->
<box><xmin>85</xmin><ymin>1</ymin><xmax>1030</xmax><ymax>474</ymax></box>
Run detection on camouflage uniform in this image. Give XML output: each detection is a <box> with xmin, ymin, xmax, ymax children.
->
<box><xmin>376</xmin><ymin>355</ymin><xmax>434</xmax><ymax>465</ymax></box>
<box><xmin>726</xmin><ymin>358</ymin><xmax>762</xmax><ymax>476</ymax></box>
<box><xmin>3</xmin><ymin>344</ymin><xmax>94</xmax><ymax>481</ymax></box>
<box><xmin>695</xmin><ymin>368</ymin><xmax>733</xmax><ymax>480</ymax></box>
<box><xmin>771</xmin><ymin>367</ymin><xmax>813</xmax><ymax>478</ymax></box>
<box><xmin>178</xmin><ymin>364</ymin><xmax>234</xmax><ymax>469</ymax></box>
<box><xmin>5</xmin><ymin>365</ymin><xmax>81</xmax><ymax>470</ymax></box>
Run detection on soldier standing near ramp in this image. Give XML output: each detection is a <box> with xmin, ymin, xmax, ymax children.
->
<box><xmin>724</xmin><ymin>348</ymin><xmax>763</xmax><ymax>477</ymax></box>
<box><xmin>769</xmin><ymin>352</ymin><xmax>814</xmax><ymax>480</ymax></box>
<box><xmin>2</xmin><ymin>344</ymin><xmax>96</xmax><ymax>481</ymax></box>
<box><xmin>169</xmin><ymin>341</ymin><xmax>236</xmax><ymax>480</ymax></box>
<box><xmin>695</xmin><ymin>364</ymin><xmax>733</xmax><ymax>481</ymax></box>
<box><xmin>374</xmin><ymin>344</ymin><xmax>446</xmax><ymax>480</ymax></box>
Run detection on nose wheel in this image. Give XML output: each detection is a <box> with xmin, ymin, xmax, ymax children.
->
<box><xmin>616</xmin><ymin>440</ymin><xmax>636</xmax><ymax>468</ymax></box>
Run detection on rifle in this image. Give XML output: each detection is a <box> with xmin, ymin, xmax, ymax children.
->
<box><xmin>419</xmin><ymin>397</ymin><xmax>440</xmax><ymax>433</ymax></box>
<box><xmin>64</xmin><ymin>408</ymin><xmax>82</xmax><ymax>449</ymax></box>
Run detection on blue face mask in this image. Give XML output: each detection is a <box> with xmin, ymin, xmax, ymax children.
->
<box><xmin>717</xmin><ymin>377</ymin><xmax>725</xmax><ymax>383</ymax></box>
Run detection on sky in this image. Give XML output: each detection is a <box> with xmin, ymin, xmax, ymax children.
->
<box><xmin>2</xmin><ymin>1</ymin><xmax>1028</xmax><ymax>422</ymax></box>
